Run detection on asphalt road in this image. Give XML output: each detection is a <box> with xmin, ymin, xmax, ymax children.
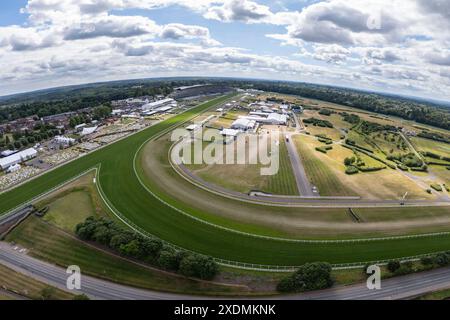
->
<box><xmin>2</xmin><ymin>242</ymin><xmax>450</xmax><ymax>300</ymax></box>
<box><xmin>285</xmin><ymin>134</ymin><xmax>315</xmax><ymax>197</ymax></box>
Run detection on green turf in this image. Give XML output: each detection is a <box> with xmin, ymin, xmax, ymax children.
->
<box><xmin>43</xmin><ymin>191</ymin><xmax>96</xmax><ymax>232</ymax></box>
<box><xmin>265</xmin><ymin>139</ymin><xmax>298</xmax><ymax>195</ymax></box>
<box><xmin>2</xmin><ymin>94</ymin><xmax>450</xmax><ymax>267</ymax></box>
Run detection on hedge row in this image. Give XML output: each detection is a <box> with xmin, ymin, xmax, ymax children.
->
<box><xmin>75</xmin><ymin>217</ymin><xmax>218</xmax><ymax>280</ymax></box>
<box><xmin>316</xmin><ymin>146</ymin><xmax>333</xmax><ymax>154</ymax></box>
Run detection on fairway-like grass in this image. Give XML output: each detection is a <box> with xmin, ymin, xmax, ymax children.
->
<box><xmin>185</xmin><ymin>135</ymin><xmax>298</xmax><ymax>195</ymax></box>
<box><xmin>293</xmin><ymin>135</ymin><xmax>355</xmax><ymax>196</ymax></box>
<box><xmin>43</xmin><ymin>191</ymin><xmax>96</xmax><ymax>232</ymax></box>
<box><xmin>2</xmin><ymin>94</ymin><xmax>450</xmax><ymax>267</ymax></box>
<box><xmin>410</xmin><ymin>137</ymin><xmax>450</xmax><ymax>158</ymax></box>
<box><xmin>265</xmin><ymin>139</ymin><xmax>298</xmax><ymax>195</ymax></box>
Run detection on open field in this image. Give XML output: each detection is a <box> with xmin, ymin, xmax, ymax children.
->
<box><xmin>6</xmin><ymin>216</ymin><xmax>249</xmax><ymax>295</ymax></box>
<box><xmin>410</xmin><ymin>137</ymin><xmax>450</xmax><ymax>158</ymax></box>
<box><xmin>293</xmin><ymin>135</ymin><xmax>355</xmax><ymax>197</ymax></box>
<box><xmin>0</xmin><ymin>263</ymin><xmax>74</xmax><ymax>300</ymax></box>
<box><xmin>185</xmin><ymin>135</ymin><xmax>298</xmax><ymax>195</ymax></box>
<box><xmin>1</xmin><ymin>94</ymin><xmax>450</xmax><ymax>267</ymax></box>
<box><xmin>42</xmin><ymin>191</ymin><xmax>95</xmax><ymax>232</ymax></box>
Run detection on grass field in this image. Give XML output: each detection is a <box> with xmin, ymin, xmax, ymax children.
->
<box><xmin>185</xmin><ymin>134</ymin><xmax>298</xmax><ymax>195</ymax></box>
<box><xmin>0</xmin><ymin>263</ymin><xmax>74</xmax><ymax>300</ymax></box>
<box><xmin>42</xmin><ymin>191</ymin><xmax>96</xmax><ymax>232</ymax></box>
<box><xmin>1</xmin><ymin>94</ymin><xmax>450</xmax><ymax>267</ymax></box>
<box><xmin>293</xmin><ymin>135</ymin><xmax>356</xmax><ymax>196</ymax></box>
<box><xmin>410</xmin><ymin>137</ymin><xmax>450</xmax><ymax>158</ymax></box>
<box><xmin>265</xmin><ymin>139</ymin><xmax>298</xmax><ymax>195</ymax></box>
<box><xmin>6</xmin><ymin>216</ymin><xmax>249</xmax><ymax>295</ymax></box>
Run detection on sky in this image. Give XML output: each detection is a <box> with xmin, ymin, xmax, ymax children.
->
<box><xmin>0</xmin><ymin>0</ymin><xmax>450</xmax><ymax>101</ymax></box>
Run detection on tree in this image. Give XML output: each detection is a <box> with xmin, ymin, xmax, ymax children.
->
<box><xmin>387</xmin><ymin>260</ymin><xmax>401</xmax><ymax>273</ymax></box>
<box><xmin>433</xmin><ymin>253</ymin><xmax>449</xmax><ymax>266</ymax></box>
<box><xmin>179</xmin><ymin>254</ymin><xmax>218</xmax><ymax>280</ymax></box>
<box><xmin>157</xmin><ymin>249</ymin><xmax>180</xmax><ymax>271</ymax></box>
<box><xmin>344</xmin><ymin>157</ymin><xmax>355</xmax><ymax>166</ymax></box>
<box><xmin>109</xmin><ymin>231</ymin><xmax>135</xmax><ymax>250</ymax></box>
<box><xmin>420</xmin><ymin>256</ymin><xmax>434</xmax><ymax>266</ymax></box>
<box><xmin>40</xmin><ymin>286</ymin><xmax>56</xmax><ymax>300</ymax></box>
<box><xmin>140</xmin><ymin>238</ymin><xmax>163</xmax><ymax>261</ymax></box>
<box><xmin>73</xmin><ymin>294</ymin><xmax>90</xmax><ymax>300</ymax></box>
<box><xmin>277</xmin><ymin>262</ymin><xmax>333</xmax><ymax>293</ymax></box>
<box><xmin>92</xmin><ymin>226</ymin><xmax>113</xmax><ymax>245</ymax></box>
<box><xmin>119</xmin><ymin>239</ymin><xmax>141</xmax><ymax>257</ymax></box>
<box><xmin>75</xmin><ymin>216</ymin><xmax>98</xmax><ymax>240</ymax></box>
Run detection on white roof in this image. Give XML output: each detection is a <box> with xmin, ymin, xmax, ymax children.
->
<box><xmin>75</xmin><ymin>123</ymin><xmax>86</xmax><ymax>129</ymax></box>
<box><xmin>0</xmin><ymin>148</ymin><xmax>37</xmax><ymax>169</ymax></box>
<box><xmin>142</xmin><ymin>98</ymin><xmax>175</xmax><ymax>111</ymax></box>
<box><xmin>55</xmin><ymin>135</ymin><xmax>76</xmax><ymax>143</ymax></box>
<box><xmin>186</xmin><ymin>124</ymin><xmax>199</xmax><ymax>131</ymax></box>
<box><xmin>80</xmin><ymin>126</ymin><xmax>98</xmax><ymax>136</ymax></box>
<box><xmin>231</xmin><ymin>118</ymin><xmax>255</xmax><ymax>128</ymax></box>
<box><xmin>1</xmin><ymin>150</ymin><xmax>16</xmax><ymax>157</ymax></box>
<box><xmin>220</xmin><ymin>129</ymin><xmax>240</xmax><ymax>136</ymax></box>
<box><xmin>267</xmin><ymin>113</ymin><xmax>288</xmax><ymax>123</ymax></box>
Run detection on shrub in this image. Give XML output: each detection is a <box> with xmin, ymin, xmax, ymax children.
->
<box><xmin>276</xmin><ymin>262</ymin><xmax>333</xmax><ymax>293</ymax></box>
<box><xmin>276</xmin><ymin>276</ymin><xmax>296</xmax><ymax>292</ymax></box>
<box><xmin>395</xmin><ymin>261</ymin><xmax>414</xmax><ymax>275</ymax></box>
<box><xmin>387</xmin><ymin>260</ymin><xmax>401</xmax><ymax>273</ymax></box>
<box><xmin>344</xmin><ymin>157</ymin><xmax>355</xmax><ymax>166</ymax></box>
<box><xmin>318</xmin><ymin>109</ymin><xmax>332</xmax><ymax>116</ymax></box>
<box><xmin>420</xmin><ymin>256</ymin><xmax>434</xmax><ymax>266</ymax></box>
<box><xmin>179</xmin><ymin>253</ymin><xmax>218</xmax><ymax>280</ymax></box>
<box><xmin>158</xmin><ymin>249</ymin><xmax>180</xmax><ymax>271</ymax></box>
<box><xmin>109</xmin><ymin>231</ymin><xmax>136</xmax><ymax>250</ymax></box>
<box><xmin>430</xmin><ymin>184</ymin><xmax>443</xmax><ymax>192</ymax></box>
<box><xmin>433</xmin><ymin>253</ymin><xmax>450</xmax><ymax>266</ymax></box>
<box><xmin>119</xmin><ymin>239</ymin><xmax>141</xmax><ymax>258</ymax></box>
<box><xmin>345</xmin><ymin>166</ymin><xmax>359</xmax><ymax>175</ymax></box>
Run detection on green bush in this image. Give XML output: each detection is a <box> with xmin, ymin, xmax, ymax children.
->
<box><xmin>430</xmin><ymin>184</ymin><xmax>443</xmax><ymax>192</ymax></box>
<box><xmin>433</xmin><ymin>253</ymin><xmax>450</xmax><ymax>266</ymax></box>
<box><xmin>420</xmin><ymin>256</ymin><xmax>434</xmax><ymax>266</ymax></box>
<box><xmin>345</xmin><ymin>166</ymin><xmax>359</xmax><ymax>175</ymax></box>
<box><xmin>276</xmin><ymin>262</ymin><xmax>333</xmax><ymax>293</ymax></box>
<box><xmin>387</xmin><ymin>260</ymin><xmax>401</xmax><ymax>273</ymax></box>
<box><xmin>395</xmin><ymin>261</ymin><xmax>414</xmax><ymax>275</ymax></box>
<box><xmin>179</xmin><ymin>253</ymin><xmax>218</xmax><ymax>280</ymax></box>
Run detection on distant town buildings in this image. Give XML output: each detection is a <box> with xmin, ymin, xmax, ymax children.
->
<box><xmin>54</xmin><ymin>135</ymin><xmax>76</xmax><ymax>146</ymax></box>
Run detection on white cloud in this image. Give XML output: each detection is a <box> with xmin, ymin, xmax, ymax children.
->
<box><xmin>0</xmin><ymin>0</ymin><xmax>449</xmax><ymax>100</ymax></box>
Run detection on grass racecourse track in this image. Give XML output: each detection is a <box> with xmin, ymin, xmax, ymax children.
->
<box><xmin>2</xmin><ymin>95</ymin><xmax>450</xmax><ymax>267</ymax></box>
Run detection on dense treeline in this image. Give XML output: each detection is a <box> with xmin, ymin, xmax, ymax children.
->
<box><xmin>2</xmin><ymin>78</ymin><xmax>449</xmax><ymax>130</ymax></box>
<box><xmin>0</xmin><ymin>81</ymin><xmax>175</xmax><ymax>123</ymax></box>
<box><xmin>303</xmin><ymin>117</ymin><xmax>333</xmax><ymax>128</ymax></box>
<box><xmin>75</xmin><ymin>216</ymin><xmax>218</xmax><ymax>280</ymax></box>
<box><xmin>235</xmin><ymin>80</ymin><xmax>450</xmax><ymax>130</ymax></box>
